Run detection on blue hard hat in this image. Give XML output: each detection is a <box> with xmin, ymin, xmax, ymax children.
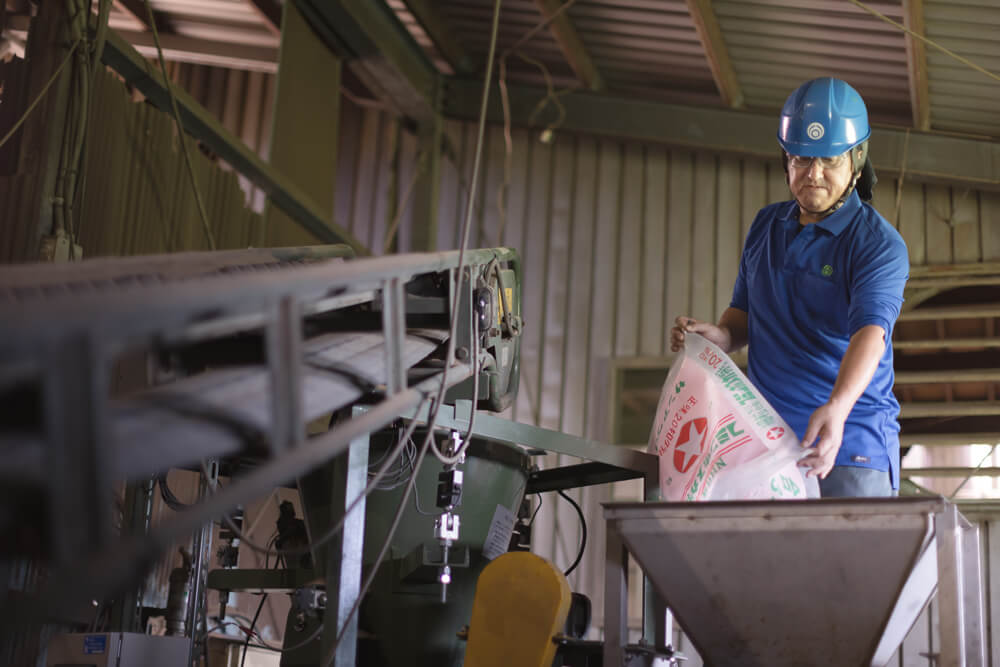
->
<box><xmin>777</xmin><ymin>78</ymin><xmax>870</xmax><ymax>157</ymax></box>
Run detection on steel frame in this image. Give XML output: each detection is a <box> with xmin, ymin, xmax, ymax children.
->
<box><xmin>602</xmin><ymin>499</ymin><xmax>986</xmax><ymax>667</ymax></box>
<box><xmin>0</xmin><ymin>246</ymin><xmax>514</xmax><ymax>628</ymax></box>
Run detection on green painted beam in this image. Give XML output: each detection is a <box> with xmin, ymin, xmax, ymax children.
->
<box><xmin>296</xmin><ymin>0</ymin><xmax>441</xmax><ymax>124</ymax></box>
<box><xmin>100</xmin><ymin>28</ymin><xmax>370</xmax><ymax>255</ymax></box>
<box><xmin>403</xmin><ymin>0</ymin><xmax>476</xmax><ymax>75</ymax></box>
<box><xmin>442</xmin><ymin>79</ymin><xmax>1000</xmax><ymax>193</ymax></box>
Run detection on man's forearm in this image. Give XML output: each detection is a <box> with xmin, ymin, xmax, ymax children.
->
<box><xmin>717</xmin><ymin>307</ymin><xmax>749</xmax><ymax>353</ymax></box>
<box><xmin>827</xmin><ymin>324</ymin><xmax>886</xmax><ymax>415</ymax></box>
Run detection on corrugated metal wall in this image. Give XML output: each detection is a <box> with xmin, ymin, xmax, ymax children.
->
<box><xmin>0</xmin><ymin>59</ymin><xmax>277</xmax><ymax>263</ymax></box>
<box><xmin>75</xmin><ymin>62</ymin><xmax>278</xmax><ymax>257</ymax></box>
<box><xmin>376</xmin><ymin>109</ymin><xmax>1000</xmax><ymax>656</ymax></box>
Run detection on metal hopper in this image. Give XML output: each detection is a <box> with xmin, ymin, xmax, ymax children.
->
<box><xmin>603</xmin><ymin>498</ymin><xmax>985</xmax><ymax>667</ymax></box>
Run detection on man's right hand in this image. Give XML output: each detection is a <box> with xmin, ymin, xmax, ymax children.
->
<box><xmin>670</xmin><ymin>316</ymin><xmax>732</xmax><ymax>353</ymax></box>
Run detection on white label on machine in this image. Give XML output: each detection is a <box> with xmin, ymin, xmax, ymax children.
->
<box><xmin>483</xmin><ymin>504</ymin><xmax>516</xmax><ymax>560</ymax></box>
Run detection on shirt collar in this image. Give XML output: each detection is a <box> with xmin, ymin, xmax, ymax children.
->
<box><xmin>780</xmin><ymin>190</ymin><xmax>862</xmax><ymax>236</ymax></box>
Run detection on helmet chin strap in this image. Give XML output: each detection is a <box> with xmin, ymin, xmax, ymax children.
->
<box><xmin>797</xmin><ymin>171</ymin><xmax>860</xmax><ymax>218</ymax></box>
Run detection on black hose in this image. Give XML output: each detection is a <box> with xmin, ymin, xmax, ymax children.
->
<box><xmin>556</xmin><ymin>490</ymin><xmax>586</xmax><ymax>578</ymax></box>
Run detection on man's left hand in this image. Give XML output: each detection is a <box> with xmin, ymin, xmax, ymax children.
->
<box><xmin>799</xmin><ymin>400</ymin><xmax>850</xmax><ymax>479</ymax></box>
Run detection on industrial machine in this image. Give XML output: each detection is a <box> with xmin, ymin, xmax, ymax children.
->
<box><xmin>0</xmin><ymin>244</ymin><xmax>659</xmax><ymax>667</ymax></box>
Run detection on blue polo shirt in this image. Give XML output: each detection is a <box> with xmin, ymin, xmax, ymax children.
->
<box><xmin>731</xmin><ymin>190</ymin><xmax>909</xmax><ymax>488</ymax></box>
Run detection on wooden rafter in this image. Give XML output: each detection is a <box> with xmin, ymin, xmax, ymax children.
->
<box><xmin>902</xmin><ymin>0</ymin><xmax>931</xmax><ymax>131</ymax></box>
<box><xmin>244</xmin><ymin>0</ymin><xmax>282</xmax><ymax>37</ymax></box>
<box><xmin>684</xmin><ymin>0</ymin><xmax>743</xmax><ymax>109</ymax></box>
<box><xmin>402</xmin><ymin>0</ymin><xmax>475</xmax><ymax>74</ymax></box>
<box><xmin>533</xmin><ymin>0</ymin><xmax>604</xmax><ymax>92</ymax></box>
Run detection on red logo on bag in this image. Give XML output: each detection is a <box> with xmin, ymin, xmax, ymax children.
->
<box><xmin>673</xmin><ymin>418</ymin><xmax>707</xmax><ymax>473</ymax></box>
<box><xmin>766</xmin><ymin>427</ymin><xmax>784</xmax><ymax>440</ymax></box>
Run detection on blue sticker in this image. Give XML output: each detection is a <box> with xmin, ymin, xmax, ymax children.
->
<box><xmin>83</xmin><ymin>635</ymin><xmax>107</xmax><ymax>655</ymax></box>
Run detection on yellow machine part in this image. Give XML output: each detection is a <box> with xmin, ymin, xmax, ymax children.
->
<box><xmin>463</xmin><ymin>551</ymin><xmax>572</xmax><ymax>667</ymax></box>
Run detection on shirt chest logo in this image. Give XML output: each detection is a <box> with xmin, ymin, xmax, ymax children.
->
<box><xmin>821</xmin><ymin>264</ymin><xmax>834</xmax><ymax>277</ymax></box>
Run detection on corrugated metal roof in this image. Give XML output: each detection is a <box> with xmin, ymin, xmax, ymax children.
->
<box><xmin>925</xmin><ymin>0</ymin><xmax>1000</xmax><ymax>138</ymax></box>
<box><xmin>714</xmin><ymin>0</ymin><xmax>911</xmax><ymax>124</ymax></box>
<box><xmin>9</xmin><ymin>0</ymin><xmax>1000</xmax><ymax>137</ymax></box>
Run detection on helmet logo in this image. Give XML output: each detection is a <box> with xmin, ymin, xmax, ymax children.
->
<box><xmin>806</xmin><ymin>122</ymin><xmax>825</xmax><ymax>140</ymax></box>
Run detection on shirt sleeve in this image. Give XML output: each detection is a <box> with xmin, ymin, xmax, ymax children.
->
<box><xmin>847</xmin><ymin>223</ymin><xmax>909</xmax><ymax>338</ymax></box>
<box><xmin>730</xmin><ymin>208</ymin><xmax>767</xmax><ymax>312</ymax></box>
<box><xmin>730</xmin><ymin>255</ymin><xmax>748</xmax><ymax>312</ymax></box>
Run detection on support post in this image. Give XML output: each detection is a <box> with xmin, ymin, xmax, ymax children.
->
<box><xmin>409</xmin><ymin>112</ymin><xmax>443</xmax><ymax>252</ymax></box>
<box><xmin>603</xmin><ymin>520</ymin><xmax>628</xmax><ymax>667</ymax></box>
<box><xmin>937</xmin><ymin>503</ymin><xmax>967</xmax><ymax>667</ymax></box>
<box><xmin>961</xmin><ymin>517</ymin><xmax>986</xmax><ymax>665</ymax></box>
<box><xmin>322</xmin><ymin>405</ymin><xmax>370</xmax><ymax>666</ymax></box>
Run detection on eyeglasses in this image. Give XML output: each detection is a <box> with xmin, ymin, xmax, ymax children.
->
<box><xmin>786</xmin><ymin>153</ymin><xmax>848</xmax><ymax>170</ymax></box>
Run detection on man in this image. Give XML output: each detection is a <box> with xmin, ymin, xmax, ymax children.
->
<box><xmin>670</xmin><ymin>77</ymin><xmax>908</xmax><ymax>497</ymax></box>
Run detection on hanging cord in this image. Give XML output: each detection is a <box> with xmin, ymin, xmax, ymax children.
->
<box><xmin>142</xmin><ymin>0</ymin><xmax>216</xmax><ymax>250</ymax></box>
<box><xmin>65</xmin><ymin>0</ymin><xmax>112</xmax><ymax>257</ymax></box>
<box><xmin>0</xmin><ymin>38</ymin><xmax>82</xmax><ymax>151</ymax></box>
<box><xmin>847</xmin><ymin>0</ymin><xmax>1000</xmax><ymax>84</ymax></box>
<box><xmin>556</xmin><ymin>489</ymin><xmax>586</xmax><ymax>578</ymax></box>
<box><xmin>424</xmin><ymin>0</ymin><xmax>503</xmax><ymax>467</ymax></box>
<box><xmin>495</xmin><ymin>0</ymin><xmax>582</xmax><ymax>247</ymax></box>
<box><xmin>948</xmin><ymin>444</ymin><xmax>998</xmax><ymax>500</ymax></box>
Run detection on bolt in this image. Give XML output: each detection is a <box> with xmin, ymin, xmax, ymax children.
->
<box><xmin>456</xmin><ymin>347</ymin><xmax>470</xmax><ymax>361</ymax></box>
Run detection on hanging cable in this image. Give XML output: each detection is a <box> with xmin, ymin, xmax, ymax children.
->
<box><xmin>0</xmin><ymin>38</ymin><xmax>83</xmax><ymax>152</ymax></box>
<box><xmin>556</xmin><ymin>489</ymin><xmax>586</xmax><ymax>578</ymax></box>
<box><xmin>240</xmin><ymin>593</ymin><xmax>267</xmax><ymax>667</ymax></box>
<box><xmin>200</xmin><ymin>398</ymin><xmax>431</xmax><ymax>561</ymax></box>
<box><xmin>847</xmin><ymin>0</ymin><xmax>1000</xmax><ymax>84</ymax></box>
<box><xmin>423</xmin><ymin>0</ymin><xmax>503</xmax><ymax>466</ymax></box>
<box><xmin>142</xmin><ymin>0</ymin><xmax>216</xmax><ymax>250</ymax></box>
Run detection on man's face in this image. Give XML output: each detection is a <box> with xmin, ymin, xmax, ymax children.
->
<box><xmin>786</xmin><ymin>150</ymin><xmax>855</xmax><ymax>219</ymax></box>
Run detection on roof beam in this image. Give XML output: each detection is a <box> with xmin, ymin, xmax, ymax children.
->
<box><xmin>532</xmin><ymin>0</ymin><xmax>604</xmax><ymax>91</ymax></box>
<box><xmin>442</xmin><ymin>79</ymin><xmax>1000</xmax><ymax>193</ymax></box>
<box><xmin>244</xmin><ymin>0</ymin><xmax>282</xmax><ymax>37</ymax></box>
<box><xmin>295</xmin><ymin>0</ymin><xmax>441</xmax><ymax>124</ymax></box>
<box><xmin>684</xmin><ymin>0</ymin><xmax>743</xmax><ymax>108</ymax></box>
<box><xmin>902</xmin><ymin>0</ymin><xmax>931</xmax><ymax>131</ymax></box>
<box><xmin>402</xmin><ymin>0</ymin><xmax>476</xmax><ymax>75</ymax></box>
<box><xmin>100</xmin><ymin>28</ymin><xmax>369</xmax><ymax>254</ymax></box>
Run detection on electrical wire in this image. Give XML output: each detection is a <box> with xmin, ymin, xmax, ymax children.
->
<box><xmin>0</xmin><ymin>37</ymin><xmax>83</xmax><ymax>152</ymax></box>
<box><xmin>556</xmin><ymin>489</ymin><xmax>586</xmax><ymax>578</ymax></box>
<box><xmin>847</xmin><ymin>0</ymin><xmax>1000</xmax><ymax>84</ymax></box>
<box><xmin>142</xmin><ymin>0</ymin><xmax>216</xmax><ymax>250</ymax></box>
<box><xmin>528</xmin><ymin>492</ymin><xmax>544</xmax><ymax>526</ymax></box>
<box><xmin>200</xmin><ymin>400</ymin><xmax>430</xmax><ymax>561</ymax></box>
<box><xmin>240</xmin><ymin>593</ymin><xmax>267</xmax><ymax>667</ymax></box>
